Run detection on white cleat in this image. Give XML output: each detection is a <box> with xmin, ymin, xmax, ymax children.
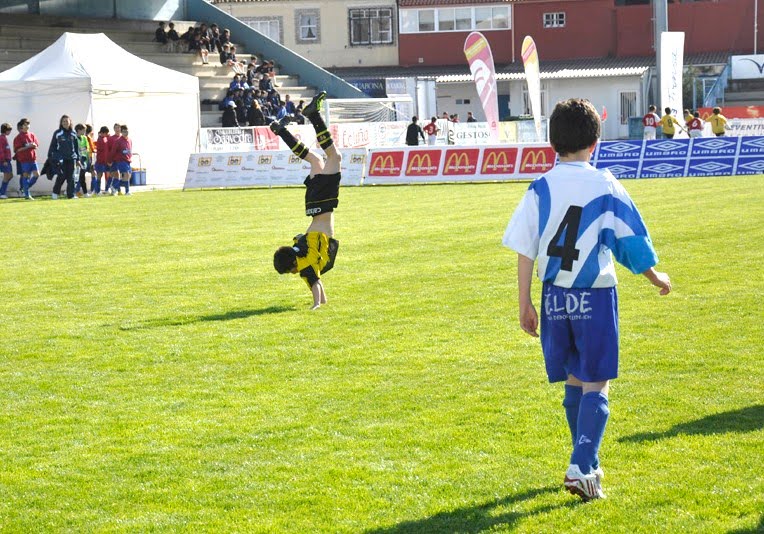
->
<box><xmin>564</xmin><ymin>464</ymin><xmax>606</xmax><ymax>502</ymax></box>
<box><xmin>0</xmin><ymin>194</ymin><xmax>7</xmax><ymax>199</ymax></box>
<box><xmin>51</xmin><ymin>193</ymin><xmax>58</xmax><ymax>200</ymax></box>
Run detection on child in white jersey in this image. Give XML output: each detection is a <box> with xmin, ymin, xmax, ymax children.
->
<box><xmin>503</xmin><ymin>98</ymin><xmax>671</xmax><ymax>501</ymax></box>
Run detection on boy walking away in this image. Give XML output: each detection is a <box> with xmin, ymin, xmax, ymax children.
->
<box><xmin>423</xmin><ymin>117</ymin><xmax>439</xmax><ymax>146</ymax></box>
<box><xmin>687</xmin><ymin>111</ymin><xmax>704</xmax><ymax>138</ymax></box>
<box><xmin>502</xmin><ymin>98</ymin><xmax>671</xmax><ymax>501</ymax></box>
<box><xmin>709</xmin><ymin>107</ymin><xmax>730</xmax><ymax>136</ymax></box>
<box><xmin>12</xmin><ymin>118</ymin><xmax>40</xmax><ymax>200</ymax></box>
<box><xmin>642</xmin><ymin>105</ymin><xmax>660</xmax><ymax>140</ymax></box>
<box><xmin>0</xmin><ymin>123</ymin><xmax>13</xmax><ymax>199</ymax></box>
<box><xmin>406</xmin><ymin>116</ymin><xmax>425</xmax><ymax>146</ymax></box>
<box><xmin>270</xmin><ymin>91</ymin><xmax>341</xmax><ymax>310</ymax></box>
<box><xmin>110</xmin><ymin>125</ymin><xmax>133</xmax><ymax>196</ymax></box>
<box><xmin>659</xmin><ymin>107</ymin><xmax>683</xmax><ymax>139</ymax></box>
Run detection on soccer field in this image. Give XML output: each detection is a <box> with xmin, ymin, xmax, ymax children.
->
<box><xmin>1</xmin><ymin>176</ymin><xmax>762</xmax><ymax>532</ymax></box>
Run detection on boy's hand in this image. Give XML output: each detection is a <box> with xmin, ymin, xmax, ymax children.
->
<box><xmin>519</xmin><ymin>302</ymin><xmax>539</xmax><ymax>337</ymax></box>
<box><xmin>643</xmin><ymin>268</ymin><xmax>672</xmax><ymax>295</ymax></box>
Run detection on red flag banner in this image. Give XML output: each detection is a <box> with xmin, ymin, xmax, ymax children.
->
<box><xmin>464</xmin><ymin>32</ymin><xmax>499</xmax><ymax>142</ymax></box>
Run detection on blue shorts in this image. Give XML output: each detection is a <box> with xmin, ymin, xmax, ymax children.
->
<box><xmin>94</xmin><ymin>163</ymin><xmax>109</xmax><ymax>174</ymax></box>
<box><xmin>540</xmin><ymin>283</ymin><xmax>619</xmax><ymax>383</ymax></box>
<box><xmin>116</xmin><ymin>161</ymin><xmax>132</xmax><ymax>174</ymax></box>
<box><xmin>19</xmin><ymin>162</ymin><xmax>38</xmax><ymax>175</ymax></box>
<box><xmin>0</xmin><ymin>161</ymin><xmax>11</xmax><ymax>174</ymax></box>
<box><xmin>109</xmin><ymin>163</ymin><xmax>119</xmax><ymax>172</ymax></box>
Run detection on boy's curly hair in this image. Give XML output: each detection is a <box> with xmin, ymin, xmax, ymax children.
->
<box><xmin>549</xmin><ymin>98</ymin><xmax>600</xmax><ymax>156</ymax></box>
<box><xmin>273</xmin><ymin>246</ymin><xmax>297</xmax><ymax>274</ymax></box>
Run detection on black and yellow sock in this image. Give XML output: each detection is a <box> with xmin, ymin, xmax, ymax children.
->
<box><xmin>308</xmin><ymin>113</ymin><xmax>333</xmax><ymax>151</ymax></box>
<box><xmin>278</xmin><ymin>128</ymin><xmax>309</xmax><ymax>159</ymax></box>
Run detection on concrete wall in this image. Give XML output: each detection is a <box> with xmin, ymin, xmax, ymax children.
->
<box><xmin>215</xmin><ymin>0</ymin><xmax>398</xmax><ymax>68</ymax></box>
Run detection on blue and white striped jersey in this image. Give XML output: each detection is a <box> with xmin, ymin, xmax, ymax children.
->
<box><xmin>503</xmin><ymin>161</ymin><xmax>658</xmax><ymax>288</ymax></box>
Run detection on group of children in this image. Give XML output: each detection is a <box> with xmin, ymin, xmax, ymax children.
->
<box><xmin>643</xmin><ymin>105</ymin><xmax>730</xmax><ymax>139</ymax></box>
<box><xmin>0</xmin><ymin>118</ymin><xmax>132</xmax><ymax>200</ymax></box>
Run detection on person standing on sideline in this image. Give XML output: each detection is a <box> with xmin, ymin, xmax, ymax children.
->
<box><xmin>107</xmin><ymin>123</ymin><xmax>121</xmax><ymax>194</ymax></box>
<box><xmin>642</xmin><ymin>105</ymin><xmax>660</xmax><ymax>140</ymax></box>
<box><xmin>708</xmin><ymin>107</ymin><xmax>730</xmax><ymax>136</ymax></box>
<box><xmin>406</xmin><ymin>116</ymin><xmax>425</xmax><ymax>146</ymax></box>
<box><xmin>659</xmin><ymin>107</ymin><xmax>683</xmax><ymax>139</ymax></box>
<box><xmin>13</xmin><ymin>118</ymin><xmax>41</xmax><ymax>200</ymax></box>
<box><xmin>49</xmin><ymin>115</ymin><xmax>80</xmax><ymax>200</ymax></box>
<box><xmin>687</xmin><ymin>111</ymin><xmax>704</xmax><ymax>138</ymax></box>
<box><xmin>423</xmin><ymin>117</ymin><xmax>439</xmax><ymax>146</ymax></box>
<box><xmin>502</xmin><ymin>98</ymin><xmax>671</xmax><ymax>502</ymax></box>
<box><xmin>0</xmin><ymin>123</ymin><xmax>13</xmax><ymax>199</ymax></box>
<box><xmin>110</xmin><ymin>124</ymin><xmax>133</xmax><ymax>196</ymax></box>
<box><xmin>94</xmin><ymin>126</ymin><xmax>111</xmax><ymax>195</ymax></box>
<box><xmin>466</xmin><ymin>111</ymin><xmax>478</xmax><ymax>123</ymax></box>
<box><xmin>74</xmin><ymin>123</ymin><xmax>90</xmax><ymax>197</ymax></box>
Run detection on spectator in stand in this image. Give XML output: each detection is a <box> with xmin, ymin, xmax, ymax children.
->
<box><xmin>293</xmin><ymin>101</ymin><xmax>306</xmax><ymax>125</ymax></box>
<box><xmin>243</xmin><ymin>88</ymin><xmax>255</xmax><ymax>109</ymax></box>
<box><xmin>259</xmin><ymin>73</ymin><xmax>274</xmax><ymax>93</ymax></box>
<box><xmin>49</xmin><ymin>115</ymin><xmax>80</xmax><ymax>200</ymax></box>
<box><xmin>167</xmin><ymin>22</ymin><xmax>180</xmax><ymax>52</ymax></box>
<box><xmin>94</xmin><ymin>126</ymin><xmax>111</xmax><ymax>195</ymax></box>
<box><xmin>234</xmin><ymin>93</ymin><xmax>248</xmax><ymax>124</ymax></box>
<box><xmin>248</xmin><ymin>100</ymin><xmax>266</xmax><ymax>126</ymax></box>
<box><xmin>228</xmin><ymin>73</ymin><xmax>243</xmax><ymax>91</ymax></box>
<box><xmin>687</xmin><ymin>111</ymin><xmax>704</xmax><ymax>138</ymax></box>
<box><xmin>246</xmin><ymin>61</ymin><xmax>258</xmax><ymax>87</ymax></box>
<box><xmin>406</xmin><ymin>116</ymin><xmax>425</xmax><ymax>146</ymax></box>
<box><xmin>275</xmin><ymin>100</ymin><xmax>288</xmax><ymax>121</ymax></box>
<box><xmin>74</xmin><ymin>123</ymin><xmax>90</xmax><ymax>197</ymax></box>
<box><xmin>219</xmin><ymin>28</ymin><xmax>232</xmax><ymax>50</ymax></box>
<box><xmin>110</xmin><ymin>124</ymin><xmax>133</xmax><ymax>196</ymax></box>
<box><xmin>642</xmin><ymin>105</ymin><xmax>660</xmax><ymax>140</ymax></box>
<box><xmin>222</xmin><ymin>101</ymin><xmax>239</xmax><ymax>127</ymax></box>
<box><xmin>220</xmin><ymin>90</ymin><xmax>235</xmax><ymax>111</ymax></box>
<box><xmin>198</xmin><ymin>23</ymin><xmax>211</xmax><ymax>47</ymax></box>
<box><xmin>284</xmin><ymin>94</ymin><xmax>297</xmax><ymax>116</ymax></box>
<box><xmin>12</xmin><ymin>118</ymin><xmax>40</xmax><ymax>200</ymax></box>
<box><xmin>229</xmin><ymin>46</ymin><xmax>246</xmax><ymax>74</ymax></box>
<box><xmin>209</xmin><ymin>23</ymin><xmax>222</xmax><ymax>53</ymax></box>
<box><xmin>107</xmin><ymin>123</ymin><xmax>122</xmax><ymax>194</ymax></box>
<box><xmin>154</xmin><ymin>22</ymin><xmax>168</xmax><ymax>45</ymax></box>
<box><xmin>466</xmin><ymin>111</ymin><xmax>477</xmax><ymax>123</ymax></box>
<box><xmin>709</xmin><ymin>107</ymin><xmax>731</xmax><ymax>136</ymax></box>
<box><xmin>266</xmin><ymin>89</ymin><xmax>280</xmax><ymax>110</ymax></box>
<box><xmin>0</xmin><ymin>123</ymin><xmax>13</xmax><ymax>199</ymax></box>
<box><xmin>180</xmin><ymin>25</ymin><xmax>194</xmax><ymax>47</ymax></box>
<box><xmin>189</xmin><ymin>29</ymin><xmax>209</xmax><ymax>64</ymax></box>
<box><xmin>423</xmin><ymin>116</ymin><xmax>439</xmax><ymax>145</ymax></box>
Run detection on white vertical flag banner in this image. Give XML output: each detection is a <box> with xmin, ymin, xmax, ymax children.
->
<box><xmin>660</xmin><ymin>31</ymin><xmax>685</xmax><ymax>117</ymax></box>
<box><xmin>521</xmin><ymin>36</ymin><xmax>543</xmax><ymax>141</ymax></box>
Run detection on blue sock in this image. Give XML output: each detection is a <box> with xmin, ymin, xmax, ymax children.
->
<box><xmin>570</xmin><ymin>392</ymin><xmax>609</xmax><ymax>474</ymax></box>
<box><xmin>0</xmin><ymin>180</ymin><xmax>8</xmax><ymax>195</ymax></box>
<box><xmin>563</xmin><ymin>385</ymin><xmax>583</xmax><ymax>448</ymax></box>
<box><xmin>20</xmin><ymin>177</ymin><xmax>28</xmax><ymax>195</ymax></box>
<box><xmin>113</xmin><ymin>179</ymin><xmax>121</xmax><ymax>193</ymax></box>
<box><xmin>91</xmin><ymin>177</ymin><xmax>98</xmax><ymax>193</ymax></box>
<box><xmin>122</xmin><ymin>180</ymin><xmax>130</xmax><ymax>193</ymax></box>
<box><xmin>105</xmin><ymin>177</ymin><xmax>112</xmax><ymax>191</ymax></box>
<box><xmin>28</xmin><ymin>175</ymin><xmax>38</xmax><ymax>188</ymax></box>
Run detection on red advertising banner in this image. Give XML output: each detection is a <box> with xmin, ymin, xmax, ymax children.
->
<box><xmin>405</xmin><ymin>149</ymin><xmax>442</xmax><ymax>176</ymax></box>
<box><xmin>698</xmin><ymin>106</ymin><xmax>764</xmax><ymax>119</ymax></box>
<box><xmin>481</xmin><ymin>147</ymin><xmax>518</xmax><ymax>174</ymax></box>
<box><xmin>518</xmin><ymin>146</ymin><xmax>556</xmax><ymax>174</ymax></box>
<box><xmin>367</xmin><ymin>151</ymin><xmax>404</xmax><ymax>177</ymax></box>
<box><xmin>443</xmin><ymin>148</ymin><xmax>480</xmax><ymax>175</ymax></box>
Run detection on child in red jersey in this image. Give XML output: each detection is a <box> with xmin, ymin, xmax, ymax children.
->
<box><xmin>109</xmin><ymin>124</ymin><xmax>133</xmax><ymax>196</ymax></box>
<box><xmin>687</xmin><ymin>111</ymin><xmax>704</xmax><ymax>138</ymax></box>
<box><xmin>0</xmin><ymin>123</ymin><xmax>13</xmax><ymax>199</ymax></box>
<box><xmin>107</xmin><ymin>123</ymin><xmax>121</xmax><ymax>194</ymax></box>
<box><xmin>12</xmin><ymin>118</ymin><xmax>40</xmax><ymax>200</ymax></box>
<box><xmin>94</xmin><ymin>126</ymin><xmax>111</xmax><ymax>194</ymax></box>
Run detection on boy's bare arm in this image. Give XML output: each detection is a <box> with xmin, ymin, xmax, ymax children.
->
<box><xmin>642</xmin><ymin>267</ymin><xmax>672</xmax><ymax>295</ymax></box>
<box><xmin>517</xmin><ymin>253</ymin><xmax>539</xmax><ymax>337</ymax></box>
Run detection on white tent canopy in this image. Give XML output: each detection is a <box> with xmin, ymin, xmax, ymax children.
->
<box><xmin>0</xmin><ymin>32</ymin><xmax>199</xmax><ymax>191</ymax></box>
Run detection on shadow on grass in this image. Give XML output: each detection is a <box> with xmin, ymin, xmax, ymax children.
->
<box><xmin>118</xmin><ymin>305</ymin><xmax>295</xmax><ymax>331</ymax></box>
<box><xmin>366</xmin><ymin>486</ymin><xmax>578</xmax><ymax>534</ymax></box>
<box><xmin>726</xmin><ymin>514</ymin><xmax>763</xmax><ymax>534</ymax></box>
<box><xmin>619</xmin><ymin>405</ymin><xmax>764</xmax><ymax>443</ymax></box>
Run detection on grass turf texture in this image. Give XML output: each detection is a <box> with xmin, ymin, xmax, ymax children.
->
<box><xmin>0</xmin><ymin>176</ymin><xmax>762</xmax><ymax>532</ymax></box>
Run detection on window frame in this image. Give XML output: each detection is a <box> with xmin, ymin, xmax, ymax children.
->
<box><xmin>349</xmin><ymin>7</ymin><xmax>394</xmax><ymax>46</ymax></box>
<box><xmin>399</xmin><ymin>5</ymin><xmax>510</xmax><ymax>34</ymax></box>
<box><xmin>296</xmin><ymin>10</ymin><xmax>319</xmax><ymax>43</ymax></box>
<box><xmin>543</xmin><ymin>12</ymin><xmax>566</xmax><ymax>29</ymax></box>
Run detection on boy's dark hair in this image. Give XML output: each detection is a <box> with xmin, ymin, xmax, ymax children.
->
<box><xmin>85</xmin><ymin>124</ymin><xmax>93</xmax><ymax>134</ymax></box>
<box><xmin>75</xmin><ymin>123</ymin><xmax>85</xmax><ymax>131</ymax></box>
<box><xmin>273</xmin><ymin>246</ymin><xmax>297</xmax><ymax>274</ymax></box>
<box><xmin>712</xmin><ymin>107</ymin><xmax>721</xmax><ymax>114</ymax></box>
<box><xmin>120</xmin><ymin>124</ymin><xmax>129</xmax><ymax>132</ymax></box>
<box><xmin>549</xmin><ymin>98</ymin><xmax>600</xmax><ymax>156</ymax></box>
<box><xmin>1</xmin><ymin>123</ymin><xmax>11</xmax><ymax>134</ymax></box>
<box><xmin>17</xmin><ymin>118</ymin><xmax>30</xmax><ymax>128</ymax></box>
<box><xmin>99</xmin><ymin>126</ymin><xmax>109</xmax><ymax>134</ymax></box>
<box><xmin>664</xmin><ymin>107</ymin><xmax>672</xmax><ymax>115</ymax></box>
<box><xmin>648</xmin><ymin>104</ymin><xmax>656</xmax><ymax>112</ymax></box>
<box><xmin>694</xmin><ymin>111</ymin><xmax>700</xmax><ymax>118</ymax></box>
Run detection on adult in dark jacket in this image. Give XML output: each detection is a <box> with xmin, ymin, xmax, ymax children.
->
<box><xmin>49</xmin><ymin>115</ymin><xmax>80</xmax><ymax>199</ymax></box>
<box><xmin>247</xmin><ymin>101</ymin><xmax>266</xmax><ymax>126</ymax></box>
<box><xmin>406</xmin><ymin>116</ymin><xmax>425</xmax><ymax>146</ymax></box>
<box><xmin>222</xmin><ymin>102</ymin><xmax>239</xmax><ymax>127</ymax></box>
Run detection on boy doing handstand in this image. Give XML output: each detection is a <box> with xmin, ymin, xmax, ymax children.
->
<box><xmin>503</xmin><ymin>99</ymin><xmax>671</xmax><ymax>501</ymax></box>
<box><xmin>271</xmin><ymin>91</ymin><xmax>340</xmax><ymax>310</ymax></box>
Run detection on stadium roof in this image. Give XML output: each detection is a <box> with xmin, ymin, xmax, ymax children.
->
<box><xmin>328</xmin><ymin>52</ymin><xmax>729</xmax><ymax>81</ymax></box>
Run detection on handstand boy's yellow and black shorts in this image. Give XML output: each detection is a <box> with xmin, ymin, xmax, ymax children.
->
<box><xmin>304</xmin><ymin>172</ymin><xmax>341</xmax><ymax>216</ymax></box>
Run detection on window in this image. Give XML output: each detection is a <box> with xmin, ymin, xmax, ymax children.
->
<box><xmin>543</xmin><ymin>12</ymin><xmax>565</xmax><ymax>28</ymax></box>
<box><xmin>400</xmin><ymin>6</ymin><xmax>510</xmax><ymax>33</ymax></box>
<box><xmin>620</xmin><ymin>92</ymin><xmax>637</xmax><ymax>125</ymax></box>
<box><xmin>297</xmin><ymin>11</ymin><xmax>318</xmax><ymax>42</ymax></box>
<box><xmin>350</xmin><ymin>8</ymin><xmax>393</xmax><ymax>45</ymax></box>
<box><xmin>242</xmin><ymin>18</ymin><xmax>281</xmax><ymax>43</ymax></box>
<box><xmin>456</xmin><ymin>99</ymin><xmax>471</xmax><ymax>105</ymax></box>
<box><xmin>522</xmin><ymin>85</ymin><xmax>548</xmax><ymax>117</ymax></box>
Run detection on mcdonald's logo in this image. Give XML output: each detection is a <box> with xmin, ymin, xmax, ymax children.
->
<box><xmin>481</xmin><ymin>148</ymin><xmax>517</xmax><ymax>174</ymax></box>
<box><xmin>406</xmin><ymin>150</ymin><xmax>441</xmax><ymax>176</ymax></box>
<box><xmin>368</xmin><ymin>151</ymin><xmax>403</xmax><ymax>176</ymax></box>
<box><xmin>227</xmin><ymin>156</ymin><xmax>242</xmax><ymax>166</ymax></box>
<box><xmin>519</xmin><ymin>147</ymin><xmax>556</xmax><ymax>173</ymax></box>
<box><xmin>443</xmin><ymin>149</ymin><xmax>479</xmax><ymax>175</ymax></box>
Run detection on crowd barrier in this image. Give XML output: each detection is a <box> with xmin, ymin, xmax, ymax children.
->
<box><xmin>184</xmin><ymin>136</ymin><xmax>764</xmax><ymax>189</ymax></box>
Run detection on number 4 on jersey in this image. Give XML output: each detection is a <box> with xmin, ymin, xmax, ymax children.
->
<box><xmin>547</xmin><ymin>206</ymin><xmax>582</xmax><ymax>271</ymax></box>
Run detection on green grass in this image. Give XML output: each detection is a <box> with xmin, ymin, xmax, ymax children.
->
<box><xmin>0</xmin><ymin>176</ymin><xmax>762</xmax><ymax>532</ymax></box>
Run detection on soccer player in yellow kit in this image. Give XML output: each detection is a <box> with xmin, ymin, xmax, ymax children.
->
<box><xmin>708</xmin><ymin>107</ymin><xmax>730</xmax><ymax>136</ymax></box>
<box><xmin>271</xmin><ymin>91</ymin><xmax>340</xmax><ymax>310</ymax></box>
<box><xmin>659</xmin><ymin>107</ymin><xmax>684</xmax><ymax>139</ymax></box>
